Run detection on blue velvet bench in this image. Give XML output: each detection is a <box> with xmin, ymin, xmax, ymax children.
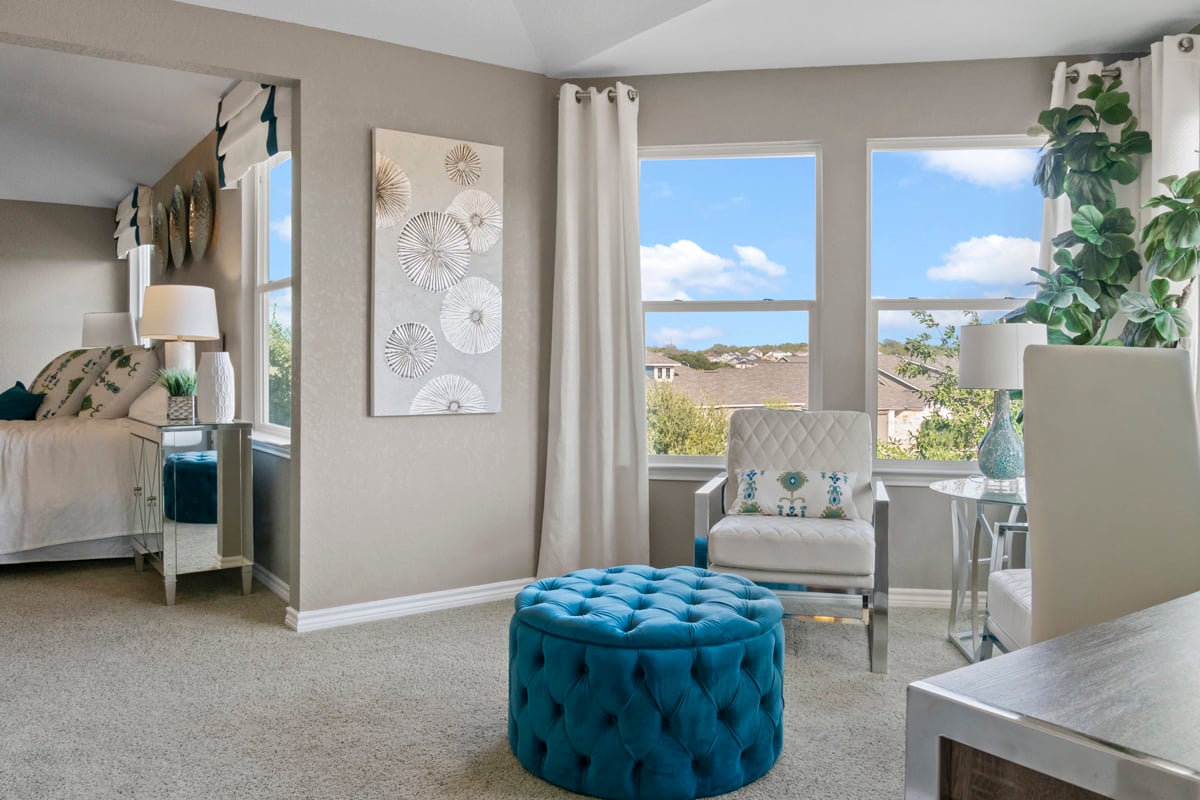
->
<box><xmin>509</xmin><ymin>565</ymin><xmax>784</xmax><ymax>800</ymax></box>
<box><xmin>163</xmin><ymin>451</ymin><xmax>218</xmax><ymax>524</ymax></box>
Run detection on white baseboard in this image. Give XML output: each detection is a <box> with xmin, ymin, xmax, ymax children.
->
<box><xmin>252</xmin><ymin>564</ymin><xmax>289</xmax><ymax>602</ymax></box>
<box><xmin>285</xmin><ymin>576</ymin><xmax>534</xmax><ymax>633</ymax></box>
<box><xmin>891</xmin><ymin>588</ymin><xmax>953</xmax><ymax>609</ymax></box>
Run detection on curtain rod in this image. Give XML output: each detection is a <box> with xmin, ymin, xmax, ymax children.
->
<box><xmin>557</xmin><ymin>87</ymin><xmax>639</xmax><ymax>103</ymax></box>
<box><xmin>1065</xmin><ymin>66</ymin><xmax>1121</xmax><ymax>84</ymax></box>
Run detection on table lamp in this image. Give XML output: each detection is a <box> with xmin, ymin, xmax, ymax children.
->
<box><xmin>140</xmin><ymin>285</ymin><xmax>220</xmax><ymax>372</ymax></box>
<box><xmin>82</xmin><ymin>312</ymin><xmax>137</xmax><ymax>347</ymax></box>
<box><xmin>958</xmin><ymin>322</ymin><xmax>1047</xmax><ymax>492</ymax></box>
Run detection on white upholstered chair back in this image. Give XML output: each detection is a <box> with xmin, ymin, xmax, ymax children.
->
<box><xmin>1023</xmin><ymin>345</ymin><xmax>1200</xmax><ymax>645</ymax></box>
<box><xmin>723</xmin><ymin>409</ymin><xmax>875</xmax><ymax>519</ymax></box>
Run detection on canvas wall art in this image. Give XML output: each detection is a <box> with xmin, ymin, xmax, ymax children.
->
<box><xmin>371</xmin><ymin>129</ymin><xmax>503</xmax><ymax>416</ymax></box>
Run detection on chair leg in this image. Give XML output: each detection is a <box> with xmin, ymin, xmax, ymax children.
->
<box><xmin>868</xmin><ymin>591</ymin><xmax>888</xmax><ymax>674</ymax></box>
<box><xmin>979</xmin><ymin>615</ymin><xmax>996</xmax><ymax>660</ymax></box>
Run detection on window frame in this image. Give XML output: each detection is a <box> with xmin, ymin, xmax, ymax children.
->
<box><xmin>127</xmin><ymin>243</ymin><xmax>152</xmax><ymax>345</ymax></box>
<box><xmin>866</xmin><ymin>135</ymin><xmax>1044</xmax><ymax>472</ymax></box>
<box><xmin>246</xmin><ymin>152</ymin><xmax>292</xmax><ymax>444</ymax></box>
<box><xmin>639</xmin><ymin>141</ymin><xmax>823</xmax><ymax>474</ymax></box>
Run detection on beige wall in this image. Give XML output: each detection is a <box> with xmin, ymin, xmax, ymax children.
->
<box><xmin>0</xmin><ymin>199</ymin><xmax>126</xmax><ymax>388</ymax></box>
<box><xmin>3</xmin><ymin>0</ymin><xmax>555</xmax><ymax>613</ymax></box>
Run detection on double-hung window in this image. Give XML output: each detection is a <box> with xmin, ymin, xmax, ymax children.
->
<box><xmin>249</xmin><ymin>153</ymin><xmax>292</xmax><ymax>440</ymax></box>
<box><xmin>639</xmin><ymin>143</ymin><xmax>819</xmax><ymax>463</ymax></box>
<box><xmin>869</xmin><ymin>137</ymin><xmax>1044</xmax><ymax>464</ymax></box>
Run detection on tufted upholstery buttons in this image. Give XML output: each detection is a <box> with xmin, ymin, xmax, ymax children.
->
<box><xmin>510</xmin><ymin>565</ymin><xmax>784</xmax><ymax>800</ymax></box>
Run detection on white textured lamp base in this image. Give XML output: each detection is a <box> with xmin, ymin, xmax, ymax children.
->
<box><xmin>163</xmin><ymin>341</ymin><xmax>196</xmax><ymax>372</ymax></box>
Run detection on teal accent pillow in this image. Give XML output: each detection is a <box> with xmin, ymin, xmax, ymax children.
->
<box><xmin>0</xmin><ymin>381</ymin><xmax>46</xmax><ymax>420</ymax></box>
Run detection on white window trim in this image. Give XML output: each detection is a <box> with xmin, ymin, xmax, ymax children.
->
<box><xmin>128</xmin><ymin>244</ymin><xmax>152</xmax><ymax>345</ymax></box>
<box><xmin>242</xmin><ymin>152</ymin><xmax>292</xmax><ymax>444</ymax></box>
<box><xmin>866</xmin><ymin>134</ymin><xmax>1043</xmax><ymax>467</ymax></box>
<box><xmin>640</xmin><ymin>141</ymin><xmax>823</xmax><ymax>465</ymax></box>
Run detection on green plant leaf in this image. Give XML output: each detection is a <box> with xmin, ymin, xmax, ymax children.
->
<box><xmin>1066</xmin><ymin>171</ymin><xmax>1115</xmax><ymax>212</ymax></box>
<box><xmin>1098</xmin><ymin>232</ymin><xmax>1136</xmax><ymax>258</ymax></box>
<box><xmin>1165</xmin><ymin>208</ymin><xmax>1200</xmax><ymax>250</ymax></box>
<box><xmin>1074</xmin><ymin>244</ymin><xmax>1118</xmax><ymax>280</ymax></box>
<box><xmin>1037</xmin><ymin>107</ymin><xmax>1070</xmax><ymax>137</ymax></box>
<box><xmin>1117</xmin><ymin>128</ymin><xmax>1151</xmax><ymax>155</ymax></box>
<box><xmin>1151</xmin><ymin>248</ymin><xmax>1200</xmax><ymax>282</ymax></box>
<box><xmin>1024</xmin><ymin>300</ymin><xmax>1052</xmax><ymax>324</ymax></box>
<box><xmin>1047</xmin><ymin>328</ymin><xmax>1076</xmax><ymax>345</ymax></box>
<box><xmin>1063</xmin><ymin>132</ymin><xmax>1111</xmax><ymax>172</ymax></box>
<box><xmin>1051</xmin><ymin>249</ymin><xmax>1074</xmax><ymax>269</ymax></box>
<box><xmin>1111</xmin><ymin>250</ymin><xmax>1143</xmax><ymax>284</ymax></box>
<box><xmin>1034</xmin><ymin>150</ymin><xmax>1066</xmax><ymax>198</ymax></box>
<box><xmin>1118</xmin><ymin>291</ymin><xmax>1158</xmax><ymax>323</ymax></box>
<box><xmin>1101</xmin><ymin>206</ymin><xmax>1136</xmax><ymax>235</ymax></box>
<box><xmin>1051</xmin><ymin>229</ymin><xmax>1084</xmax><ymax>248</ymax></box>
<box><xmin>1095</xmin><ymin>90</ymin><xmax>1132</xmax><ymax>125</ymax></box>
<box><xmin>1071</xmin><ymin>205</ymin><xmax>1105</xmax><ymax>243</ymax></box>
<box><xmin>1077</xmin><ymin>77</ymin><xmax>1103</xmax><ymax>101</ymax></box>
<box><xmin>1149</xmin><ymin>277</ymin><xmax>1171</xmax><ymax>305</ymax></box>
<box><xmin>1105</xmin><ymin>156</ymin><xmax>1139</xmax><ymax>185</ymax></box>
<box><xmin>1155</xmin><ymin>308</ymin><xmax>1184</xmax><ymax>341</ymax></box>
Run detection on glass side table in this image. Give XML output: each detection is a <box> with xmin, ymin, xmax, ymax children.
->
<box><xmin>930</xmin><ymin>477</ymin><xmax>1027</xmax><ymax>662</ymax></box>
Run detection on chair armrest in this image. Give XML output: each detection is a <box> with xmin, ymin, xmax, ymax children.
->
<box><xmin>694</xmin><ymin>472</ymin><xmax>728</xmax><ymax>567</ymax></box>
<box><xmin>873</xmin><ymin>479</ymin><xmax>890</xmax><ymax>598</ymax></box>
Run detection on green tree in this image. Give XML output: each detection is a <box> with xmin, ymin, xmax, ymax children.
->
<box><xmin>877</xmin><ymin>311</ymin><xmax>1022</xmax><ymax>461</ymax></box>
<box><xmin>646</xmin><ymin>381</ymin><xmax>727</xmax><ymax>455</ymax></box>
<box><xmin>268</xmin><ymin>306</ymin><xmax>291</xmax><ymax>427</ymax></box>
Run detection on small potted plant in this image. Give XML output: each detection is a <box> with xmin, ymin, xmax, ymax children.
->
<box><xmin>157</xmin><ymin>368</ymin><xmax>198</xmax><ymax>424</ymax></box>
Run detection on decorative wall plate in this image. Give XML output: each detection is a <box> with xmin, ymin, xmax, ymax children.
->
<box><xmin>396</xmin><ymin>210</ymin><xmax>471</xmax><ymax>292</ymax></box>
<box><xmin>189</xmin><ymin>171</ymin><xmax>212</xmax><ymax>260</ymax></box>
<box><xmin>375</xmin><ymin>153</ymin><xmax>412</xmax><ymax>229</ymax></box>
<box><xmin>446</xmin><ymin>189</ymin><xmax>502</xmax><ymax>254</ymax></box>
<box><xmin>153</xmin><ymin>202</ymin><xmax>169</xmax><ymax>274</ymax></box>
<box><xmin>168</xmin><ymin>185</ymin><xmax>188</xmax><ymax>268</ymax></box>
<box><xmin>444</xmin><ymin>143</ymin><xmax>482</xmax><ymax>186</ymax></box>
<box><xmin>409</xmin><ymin>374</ymin><xmax>486</xmax><ymax>414</ymax></box>
<box><xmin>384</xmin><ymin>322</ymin><xmax>438</xmax><ymax>379</ymax></box>
<box><xmin>440</xmin><ymin>277</ymin><xmax>502</xmax><ymax>354</ymax></box>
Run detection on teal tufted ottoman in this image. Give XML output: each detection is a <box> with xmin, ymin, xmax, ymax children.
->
<box><xmin>509</xmin><ymin>565</ymin><xmax>784</xmax><ymax>800</ymax></box>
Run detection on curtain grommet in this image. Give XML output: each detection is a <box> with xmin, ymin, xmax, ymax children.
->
<box><xmin>1180</xmin><ymin>36</ymin><xmax>1194</xmax><ymax>54</ymax></box>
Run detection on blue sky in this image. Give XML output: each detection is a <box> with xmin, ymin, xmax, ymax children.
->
<box><xmin>267</xmin><ymin>157</ymin><xmax>292</xmax><ymax>328</ymax></box>
<box><xmin>640</xmin><ymin>149</ymin><xmax>1043</xmax><ymax>348</ymax></box>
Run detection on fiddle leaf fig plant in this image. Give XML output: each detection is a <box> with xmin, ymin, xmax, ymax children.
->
<box><xmin>1026</xmin><ymin>72</ymin><xmax>1199</xmax><ymax>348</ymax></box>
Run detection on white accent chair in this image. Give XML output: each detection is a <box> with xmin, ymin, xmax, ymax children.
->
<box><xmin>983</xmin><ymin>345</ymin><xmax>1200</xmax><ymax>655</ymax></box>
<box><xmin>695</xmin><ymin>409</ymin><xmax>890</xmax><ymax>673</ymax></box>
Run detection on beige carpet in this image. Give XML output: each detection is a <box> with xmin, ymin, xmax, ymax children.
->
<box><xmin>0</xmin><ymin>559</ymin><xmax>966</xmax><ymax>799</ymax></box>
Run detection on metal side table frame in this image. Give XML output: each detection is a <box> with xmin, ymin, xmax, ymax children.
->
<box><xmin>931</xmin><ymin>477</ymin><xmax>1027</xmax><ymax>662</ymax></box>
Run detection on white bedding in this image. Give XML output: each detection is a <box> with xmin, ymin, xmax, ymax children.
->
<box><xmin>0</xmin><ymin>417</ymin><xmax>134</xmax><ymax>555</ymax></box>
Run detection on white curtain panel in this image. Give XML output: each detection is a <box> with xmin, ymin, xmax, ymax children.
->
<box><xmin>1042</xmin><ymin>35</ymin><xmax>1200</xmax><ymax>362</ymax></box>
<box><xmin>538</xmin><ymin>83</ymin><xmax>649</xmax><ymax>577</ymax></box>
<box><xmin>216</xmin><ymin>81</ymin><xmax>292</xmax><ymax>189</ymax></box>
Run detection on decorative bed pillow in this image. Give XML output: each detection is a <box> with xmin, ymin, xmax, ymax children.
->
<box><xmin>129</xmin><ymin>384</ymin><xmax>168</xmax><ymax>424</ymax></box>
<box><xmin>0</xmin><ymin>381</ymin><xmax>45</xmax><ymax>420</ymax></box>
<box><xmin>732</xmin><ymin>469</ymin><xmax>860</xmax><ymax>519</ymax></box>
<box><xmin>29</xmin><ymin>347</ymin><xmax>115</xmax><ymax>420</ymax></box>
<box><xmin>78</xmin><ymin>346</ymin><xmax>160</xmax><ymax>419</ymax></box>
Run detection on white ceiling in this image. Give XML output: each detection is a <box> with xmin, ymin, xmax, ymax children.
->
<box><xmin>0</xmin><ymin>44</ymin><xmax>232</xmax><ymax>208</ymax></box>
<box><xmin>176</xmin><ymin>0</ymin><xmax>1200</xmax><ymax>78</ymax></box>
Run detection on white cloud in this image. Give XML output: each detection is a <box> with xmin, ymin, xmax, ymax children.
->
<box><xmin>878</xmin><ymin>309</ymin><xmax>971</xmax><ymax>336</ymax></box>
<box><xmin>270</xmin><ymin>214</ymin><xmax>292</xmax><ymax>242</ymax></box>
<box><xmin>640</xmin><ymin>240</ymin><xmax>788</xmax><ymax>300</ymax></box>
<box><xmin>647</xmin><ymin>325</ymin><xmax>724</xmax><ymax>348</ymax></box>
<box><xmin>918</xmin><ymin>149</ymin><xmax>1038</xmax><ymax>190</ymax></box>
<box><xmin>926</xmin><ymin>235</ymin><xmax>1039</xmax><ymax>287</ymax></box>
<box><xmin>732</xmin><ymin>245</ymin><xmax>786</xmax><ymax>277</ymax></box>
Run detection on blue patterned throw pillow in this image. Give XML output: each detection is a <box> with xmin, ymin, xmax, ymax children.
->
<box><xmin>732</xmin><ymin>469</ymin><xmax>860</xmax><ymax>519</ymax></box>
<box><xmin>0</xmin><ymin>381</ymin><xmax>46</xmax><ymax>421</ymax></box>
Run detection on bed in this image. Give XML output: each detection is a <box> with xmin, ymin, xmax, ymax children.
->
<box><xmin>0</xmin><ymin>417</ymin><xmax>136</xmax><ymax>563</ymax></box>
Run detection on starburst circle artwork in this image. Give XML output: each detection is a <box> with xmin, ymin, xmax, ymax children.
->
<box><xmin>383</xmin><ymin>322</ymin><xmax>438</xmax><ymax>379</ymax></box>
<box><xmin>410</xmin><ymin>374</ymin><xmax>487</xmax><ymax>414</ymax></box>
<box><xmin>440</xmin><ymin>277</ymin><xmax>502</xmax><ymax>355</ymax></box>
<box><xmin>444</xmin><ymin>143</ymin><xmax>482</xmax><ymax>186</ymax></box>
<box><xmin>375</xmin><ymin>153</ymin><xmax>412</xmax><ymax>229</ymax></box>
<box><xmin>396</xmin><ymin>211</ymin><xmax>471</xmax><ymax>292</ymax></box>
<box><xmin>446</xmin><ymin>190</ymin><xmax>502</xmax><ymax>254</ymax></box>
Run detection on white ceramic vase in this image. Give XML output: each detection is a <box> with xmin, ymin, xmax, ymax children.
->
<box><xmin>197</xmin><ymin>351</ymin><xmax>235</xmax><ymax>423</ymax></box>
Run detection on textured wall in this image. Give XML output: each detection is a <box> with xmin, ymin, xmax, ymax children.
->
<box><xmin>1</xmin><ymin>0</ymin><xmax>555</xmax><ymax>613</ymax></box>
<box><xmin>0</xmin><ymin>199</ymin><xmax>126</xmax><ymax>388</ymax></box>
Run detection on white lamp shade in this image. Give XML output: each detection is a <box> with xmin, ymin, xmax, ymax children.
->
<box><xmin>140</xmin><ymin>285</ymin><xmax>220</xmax><ymax>341</ymax></box>
<box><xmin>958</xmin><ymin>323</ymin><xmax>1047</xmax><ymax>390</ymax></box>
<box><xmin>82</xmin><ymin>312</ymin><xmax>137</xmax><ymax>347</ymax></box>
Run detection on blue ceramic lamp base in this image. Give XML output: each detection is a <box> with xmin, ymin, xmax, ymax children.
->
<box><xmin>977</xmin><ymin>390</ymin><xmax>1023</xmax><ymax>494</ymax></box>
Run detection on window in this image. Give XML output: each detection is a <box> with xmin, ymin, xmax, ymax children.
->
<box><xmin>128</xmin><ymin>244</ymin><xmax>152</xmax><ymax>344</ymax></box>
<box><xmin>640</xmin><ymin>144</ymin><xmax>819</xmax><ymax>458</ymax></box>
<box><xmin>869</xmin><ymin>138</ymin><xmax>1043</xmax><ymax>462</ymax></box>
<box><xmin>250</xmin><ymin>153</ymin><xmax>292</xmax><ymax>437</ymax></box>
